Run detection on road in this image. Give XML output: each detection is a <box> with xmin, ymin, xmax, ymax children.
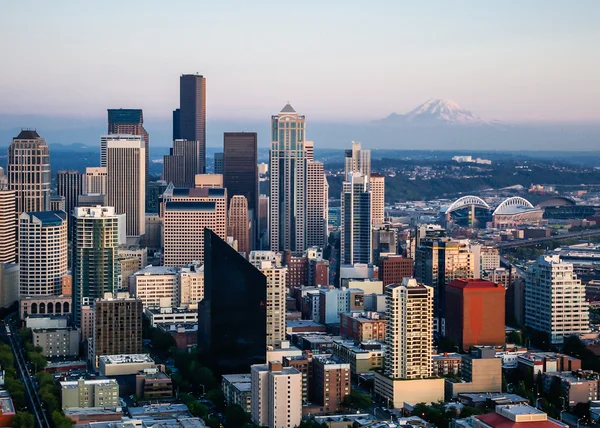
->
<box><xmin>2</xmin><ymin>313</ymin><xmax>51</xmax><ymax>428</ymax></box>
<box><xmin>494</xmin><ymin>229</ymin><xmax>600</xmax><ymax>249</ymax></box>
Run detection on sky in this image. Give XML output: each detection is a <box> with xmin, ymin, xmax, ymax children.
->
<box><xmin>1</xmin><ymin>1</ymin><xmax>599</xmax><ymax>123</ymax></box>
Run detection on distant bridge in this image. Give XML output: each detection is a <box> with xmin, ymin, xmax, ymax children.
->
<box><xmin>495</xmin><ymin>229</ymin><xmax>600</xmax><ymax>249</ymax></box>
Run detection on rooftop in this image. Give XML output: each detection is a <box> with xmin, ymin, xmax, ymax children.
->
<box><xmin>222</xmin><ymin>373</ymin><xmax>252</xmax><ymax>384</ymax></box>
<box><xmin>61</xmin><ymin>378</ymin><xmax>118</xmax><ymax>389</ymax></box>
<box><xmin>280</xmin><ymin>103</ymin><xmax>296</xmax><ymax>113</ymax></box>
<box><xmin>107</xmin><ymin>108</ymin><xmax>143</xmax><ymax>124</ymax></box>
<box><xmin>99</xmin><ymin>354</ymin><xmax>154</xmax><ymax>365</ymax></box>
<box><xmin>134</xmin><ymin>266</ymin><xmax>179</xmax><ymax>276</ymax></box>
<box><xmin>165</xmin><ymin>201</ymin><xmax>216</xmax><ymax>211</ymax></box>
<box><xmin>447</xmin><ymin>278</ymin><xmax>504</xmax><ymax>290</ymax></box>
<box><xmin>23</xmin><ymin>210</ymin><xmax>67</xmax><ymax>226</ymax></box>
<box><xmin>15</xmin><ymin>129</ymin><xmax>41</xmax><ymax>140</ymax></box>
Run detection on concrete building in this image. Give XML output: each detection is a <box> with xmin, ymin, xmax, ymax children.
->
<box><xmin>284</xmin><ymin>252</ymin><xmax>309</xmax><ymax>289</ymax></box>
<box><xmin>445</xmin><ymin>348</ymin><xmax>503</xmax><ymax>399</ymax></box>
<box><xmin>19</xmin><ymin>211</ymin><xmax>68</xmax><ymax>296</ymax></box>
<box><xmin>0</xmin><ymin>264</ymin><xmax>18</xmax><ymax>309</ymax></box>
<box><xmin>8</xmin><ymin>130</ymin><xmax>51</xmax><ymax>214</ymax></box>
<box><xmin>61</xmin><ymin>379</ymin><xmax>119</xmax><ymax>409</ymax></box>
<box><xmin>270</xmin><ymin>103</ymin><xmax>307</xmax><ymax>255</ymax></box>
<box><xmin>307</xmin><ymin>161</ymin><xmax>328</xmax><ymax>248</ymax></box>
<box><xmin>107</xmin><ymin>109</ymin><xmax>150</xmax><ymax>184</ymax></box>
<box><xmin>332</xmin><ymin>340</ymin><xmax>385</xmax><ymax>377</ymax></box>
<box><xmin>525</xmin><ymin>255</ymin><xmax>589</xmax><ymax>344</ymax></box>
<box><xmin>339</xmin><ymin>311</ymin><xmax>386</xmax><ymax>342</ymax></box>
<box><xmin>542</xmin><ymin>370</ymin><xmax>599</xmax><ymax>407</ymax></box>
<box><xmin>145</xmin><ymin>307</ymin><xmax>199</xmax><ymax>327</ymax></box>
<box><xmin>131</xmin><ymin>264</ymin><xmax>203</xmax><ymax>309</ymax></box>
<box><xmin>176</xmin><ymin>74</ymin><xmax>206</xmax><ymax>173</ymax></box>
<box><xmin>228</xmin><ymin>195</ymin><xmax>250</xmax><ymax>255</ymax></box>
<box><xmin>445</xmin><ymin>279</ymin><xmax>506</xmax><ymax>351</ymax></box>
<box><xmin>378</xmin><ymin>255</ymin><xmax>414</xmax><ymax>286</ymax></box>
<box><xmin>372</xmin><ymin>227</ymin><xmax>398</xmax><ymax>262</ymax></box>
<box><xmin>98</xmin><ymin>354</ymin><xmax>156</xmax><ymax>376</ymax></box>
<box><xmin>57</xmin><ymin>170</ymin><xmax>84</xmax><ymax>218</ymax></box>
<box><xmin>344</xmin><ymin>141</ymin><xmax>371</xmax><ymax>181</ymax></box>
<box><xmin>20</xmin><ymin>295</ymin><xmax>71</xmax><ymax>319</ymax></box>
<box><xmin>313</xmin><ymin>355</ymin><xmax>351</xmax><ymax>413</ymax></box>
<box><xmin>370</xmin><ymin>173</ymin><xmax>385</xmax><ymax>225</ymax></box>
<box><xmin>260</xmin><ymin>261</ymin><xmax>287</xmax><ymax>349</ymax></box>
<box><xmin>374</xmin><ymin>278</ymin><xmax>443</xmax><ymax>408</ymax></box>
<box><xmin>517</xmin><ymin>352</ymin><xmax>581</xmax><ymax>381</ymax></box>
<box><xmin>258</xmin><ymin>194</ymin><xmax>269</xmax><ymax>250</ymax></box>
<box><xmin>341</xmin><ymin>172</ymin><xmax>372</xmax><ymax>265</ymax></box>
<box><xmin>472</xmin><ymin>404</ymin><xmax>567</xmax><ymax>428</ymax></box>
<box><xmin>222</xmin><ymin>373</ymin><xmax>252</xmax><ymax>413</ymax></box>
<box><xmin>319</xmin><ymin>287</ymin><xmax>364</xmax><ymax>324</ymax></box>
<box><xmin>72</xmin><ymin>206</ymin><xmax>120</xmax><ymax>326</ymax></box>
<box><xmin>91</xmin><ymin>294</ymin><xmax>143</xmax><ymax>368</ymax></box>
<box><xmin>248</xmin><ymin>250</ymin><xmax>283</xmax><ymax>268</ymax></box>
<box><xmin>85</xmin><ymin>167</ymin><xmax>107</xmax><ymax>195</ymax></box>
<box><xmin>105</xmin><ymin>136</ymin><xmax>146</xmax><ymax>237</ymax></box>
<box><xmin>432</xmin><ymin>353</ymin><xmax>462</xmax><ymax>377</ymax></box>
<box><xmin>136</xmin><ymin>367</ymin><xmax>173</xmax><ymax>399</ymax></box>
<box><xmin>32</xmin><ymin>327</ymin><xmax>80</xmax><ymax>357</ymax></box>
<box><xmin>163</xmin><ymin>139</ymin><xmax>204</xmax><ymax>188</ymax></box>
<box><xmin>50</xmin><ymin>195</ymin><xmax>65</xmax><ymax>211</ymax></box>
<box><xmin>194</xmin><ymin>173</ymin><xmax>223</xmax><ymax>189</ymax></box>
<box><xmin>0</xmin><ymin>190</ymin><xmax>16</xmax><ymax>263</ymax></box>
<box><xmin>214</xmin><ymin>152</ymin><xmax>224</xmax><ymax>174</ymax></box>
<box><xmin>251</xmin><ymin>361</ymin><xmax>302</xmax><ymax>428</ymax></box>
<box><xmin>163</xmin><ymin>188</ymin><xmax>227</xmax><ymax>266</ymax></box>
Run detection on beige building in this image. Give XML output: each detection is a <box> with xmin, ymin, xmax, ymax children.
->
<box><xmin>131</xmin><ymin>265</ymin><xmax>204</xmax><ymax>309</ymax></box>
<box><xmin>0</xmin><ymin>263</ymin><xmax>18</xmax><ymax>309</ymax></box>
<box><xmin>374</xmin><ymin>373</ymin><xmax>445</xmax><ymax>408</ymax></box>
<box><xmin>445</xmin><ymin>348</ymin><xmax>503</xmax><ymax>399</ymax></box>
<box><xmin>307</xmin><ymin>161</ymin><xmax>328</xmax><ymax>248</ymax></box>
<box><xmin>19</xmin><ymin>211</ymin><xmax>68</xmax><ymax>296</ymax></box>
<box><xmin>105</xmin><ymin>136</ymin><xmax>146</xmax><ymax>237</ymax></box>
<box><xmin>85</xmin><ymin>167</ymin><xmax>107</xmax><ymax>195</ymax></box>
<box><xmin>163</xmin><ymin>188</ymin><xmax>227</xmax><ymax>266</ymax></box>
<box><xmin>33</xmin><ymin>327</ymin><xmax>80</xmax><ymax>357</ymax></box>
<box><xmin>179</xmin><ymin>264</ymin><xmax>204</xmax><ymax>307</ymax></box>
<box><xmin>260</xmin><ymin>261</ymin><xmax>287</xmax><ymax>349</ymax></box>
<box><xmin>194</xmin><ymin>173</ymin><xmax>223</xmax><ymax>188</ymax></box>
<box><xmin>98</xmin><ymin>354</ymin><xmax>156</xmax><ymax>376</ymax></box>
<box><xmin>61</xmin><ymin>378</ymin><xmax>119</xmax><ymax>409</ymax></box>
<box><xmin>344</xmin><ymin>141</ymin><xmax>371</xmax><ymax>181</ymax></box>
<box><xmin>8</xmin><ymin>130</ymin><xmax>51</xmax><ymax>214</ymax></box>
<box><xmin>251</xmin><ymin>361</ymin><xmax>302</xmax><ymax>428</ymax></box>
<box><xmin>332</xmin><ymin>339</ymin><xmax>385</xmax><ymax>377</ymax></box>
<box><xmin>20</xmin><ymin>295</ymin><xmax>71</xmax><ymax>319</ymax></box>
<box><xmin>119</xmin><ymin>258</ymin><xmax>140</xmax><ymax>290</ymax></box>
<box><xmin>370</xmin><ymin>173</ymin><xmax>385</xmax><ymax>225</ymax></box>
<box><xmin>118</xmin><ymin>246</ymin><xmax>148</xmax><ymax>271</ymax></box>
<box><xmin>80</xmin><ymin>304</ymin><xmax>94</xmax><ymax>343</ymax></box>
<box><xmin>228</xmin><ymin>195</ymin><xmax>250</xmax><ymax>255</ymax></box>
<box><xmin>0</xmin><ymin>190</ymin><xmax>16</xmax><ymax>263</ymax></box>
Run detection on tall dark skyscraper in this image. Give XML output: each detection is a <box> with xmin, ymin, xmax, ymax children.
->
<box><xmin>57</xmin><ymin>170</ymin><xmax>84</xmax><ymax>217</ymax></box>
<box><xmin>200</xmin><ymin>229</ymin><xmax>266</xmax><ymax>374</ymax></box>
<box><xmin>163</xmin><ymin>139</ymin><xmax>204</xmax><ymax>188</ymax></box>
<box><xmin>107</xmin><ymin>109</ymin><xmax>150</xmax><ymax>183</ymax></box>
<box><xmin>223</xmin><ymin>132</ymin><xmax>258</xmax><ymax>248</ymax></box>
<box><xmin>178</xmin><ymin>74</ymin><xmax>206</xmax><ymax>173</ymax></box>
<box><xmin>172</xmin><ymin>108</ymin><xmax>181</xmax><ymax>140</ymax></box>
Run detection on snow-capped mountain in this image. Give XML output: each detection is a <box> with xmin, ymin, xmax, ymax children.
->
<box><xmin>378</xmin><ymin>99</ymin><xmax>491</xmax><ymax>126</ymax></box>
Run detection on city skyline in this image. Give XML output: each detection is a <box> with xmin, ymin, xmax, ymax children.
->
<box><xmin>1</xmin><ymin>2</ymin><xmax>599</xmax><ymax>123</ymax></box>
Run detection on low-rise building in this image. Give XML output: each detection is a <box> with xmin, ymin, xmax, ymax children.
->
<box><xmin>20</xmin><ymin>295</ymin><xmax>71</xmax><ymax>319</ymax></box>
<box><xmin>339</xmin><ymin>311</ymin><xmax>386</xmax><ymax>342</ymax></box>
<box><xmin>471</xmin><ymin>404</ymin><xmax>567</xmax><ymax>428</ymax></box>
<box><xmin>0</xmin><ymin>390</ymin><xmax>15</xmax><ymax>427</ymax></box>
<box><xmin>157</xmin><ymin>323</ymin><xmax>198</xmax><ymax>349</ymax></box>
<box><xmin>312</xmin><ymin>355</ymin><xmax>351</xmax><ymax>413</ymax></box>
<box><xmin>518</xmin><ymin>352</ymin><xmax>582</xmax><ymax>380</ymax></box>
<box><xmin>432</xmin><ymin>353</ymin><xmax>462</xmax><ymax>377</ymax></box>
<box><xmin>543</xmin><ymin>370</ymin><xmax>599</xmax><ymax>407</ymax></box>
<box><xmin>136</xmin><ymin>367</ymin><xmax>173</xmax><ymax>399</ymax></box>
<box><xmin>145</xmin><ymin>307</ymin><xmax>198</xmax><ymax>327</ymax></box>
<box><xmin>33</xmin><ymin>328</ymin><xmax>80</xmax><ymax>358</ymax></box>
<box><xmin>25</xmin><ymin>315</ymin><xmax>68</xmax><ymax>329</ymax></box>
<box><xmin>61</xmin><ymin>379</ymin><xmax>120</xmax><ymax>409</ymax></box>
<box><xmin>445</xmin><ymin>348</ymin><xmax>503</xmax><ymax>399</ymax></box>
<box><xmin>332</xmin><ymin>340</ymin><xmax>385</xmax><ymax>377</ymax></box>
<box><xmin>222</xmin><ymin>373</ymin><xmax>252</xmax><ymax>413</ymax></box>
<box><xmin>98</xmin><ymin>354</ymin><xmax>155</xmax><ymax>376</ymax></box>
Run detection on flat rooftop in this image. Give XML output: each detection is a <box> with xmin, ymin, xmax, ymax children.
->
<box><xmin>99</xmin><ymin>354</ymin><xmax>154</xmax><ymax>365</ymax></box>
<box><xmin>222</xmin><ymin>373</ymin><xmax>252</xmax><ymax>384</ymax></box>
<box><xmin>61</xmin><ymin>378</ymin><xmax>118</xmax><ymax>388</ymax></box>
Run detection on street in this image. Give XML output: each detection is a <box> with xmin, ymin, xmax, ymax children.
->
<box><xmin>2</xmin><ymin>312</ymin><xmax>51</xmax><ymax>428</ymax></box>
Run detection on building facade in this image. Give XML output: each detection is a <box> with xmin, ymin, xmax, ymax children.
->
<box><xmin>370</xmin><ymin>173</ymin><xmax>385</xmax><ymax>225</ymax></box>
<box><xmin>0</xmin><ymin>190</ymin><xmax>16</xmax><ymax>263</ymax></box>
<box><xmin>176</xmin><ymin>74</ymin><xmax>206</xmax><ymax>173</ymax></box>
<box><xmin>228</xmin><ymin>195</ymin><xmax>250</xmax><ymax>255</ymax></box>
<box><xmin>57</xmin><ymin>170</ymin><xmax>84</xmax><ymax>218</ymax></box>
<box><xmin>85</xmin><ymin>167</ymin><xmax>107</xmax><ymax>195</ymax></box>
<box><xmin>307</xmin><ymin>161</ymin><xmax>328</xmax><ymax>248</ymax></box>
<box><xmin>163</xmin><ymin>139</ymin><xmax>204</xmax><ymax>188</ymax></box>
<box><xmin>260</xmin><ymin>261</ymin><xmax>287</xmax><ymax>349</ymax></box>
<box><xmin>107</xmin><ymin>109</ymin><xmax>150</xmax><ymax>183</ymax></box>
<box><xmin>341</xmin><ymin>172</ymin><xmax>372</xmax><ymax>265</ymax></box>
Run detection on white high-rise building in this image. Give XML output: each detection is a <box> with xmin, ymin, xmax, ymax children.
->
<box><xmin>85</xmin><ymin>167</ymin><xmax>107</xmax><ymax>195</ymax></box>
<box><xmin>307</xmin><ymin>161</ymin><xmax>328</xmax><ymax>247</ymax></box>
<box><xmin>369</xmin><ymin>173</ymin><xmax>385</xmax><ymax>225</ymax></box>
<box><xmin>259</xmin><ymin>261</ymin><xmax>287</xmax><ymax>349</ymax></box>
<box><xmin>384</xmin><ymin>278</ymin><xmax>434</xmax><ymax>380</ymax></box>
<box><xmin>525</xmin><ymin>255</ymin><xmax>589</xmax><ymax>344</ymax></box>
<box><xmin>344</xmin><ymin>141</ymin><xmax>371</xmax><ymax>181</ymax></box>
<box><xmin>19</xmin><ymin>211</ymin><xmax>68</xmax><ymax>296</ymax></box>
<box><xmin>341</xmin><ymin>172</ymin><xmax>372</xmax><ymax>265</ymax></box>
<box><xmin>100</xmin><ymin>134</ymin><xmax>145</xmax><ymax>168</ymax></box>
<box><xmin>248</xmin><ymin>251</ymin><xmax>282</xmax><ymax>269</ymax></box>
<box><xmin>0</xmin><ymin>190</ymin><xmax>16</xmax><ymax>263</ymax></box>
<box><xmin>251</xmin><ymin>361</ymin><xmax>302</xmax><ymax>428</ymax></box>
<box><xmin>72</xmin><ymin>206</ymin><xmax>120</xmax><ymax>326</ymax></box>
<box><xmin>269</xmin><ymin>104</ymin><xmax>307</xmax><ymax>255</ymax></box>
<box><xmin>105</xmin><ymin>137</ymin><xmax>146</xmax><ymax>238</ymax></box>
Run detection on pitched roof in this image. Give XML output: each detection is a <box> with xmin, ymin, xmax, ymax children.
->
<box><xmin>16</xmin><ymin>130</ymin><xmax>41</xmax><ymax>139</ymax></box>
<box><xmin>280</xmin><ymin>103</ymin><xmax>296</xmax><ymax>113</ymax></box>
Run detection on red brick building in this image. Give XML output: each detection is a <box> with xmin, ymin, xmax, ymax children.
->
<box><xmin>285</xmin><ymin>252</ymin><xmax>309</xmax><ymax>288</ymax></box>
<box><xmin>445</xmin><ymin>279</ymin><xmax>505</xmax><ymax>351</ymax></box>
<box><xmin>339</xmin><ymin>312</ymin><xmax>386</xmax><ymax>342</ymax></box>
<box><xmin>309</xmin><ymin>259</ymin><xmax>329</xmax><ymax>287</ymax></box>
<box><xmin>378</xmin><ymin>255</ymin><xmax>414</xmax><ymax>286</ymax></box>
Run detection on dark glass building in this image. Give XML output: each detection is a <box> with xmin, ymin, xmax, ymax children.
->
<box><xmin>223</xmin><ymin>132</ymin><xmax>258</xmax><ymax>247</ymax></box>
<box><xmin>200</xmin><ymin>229</ymin><xmax>266</xmax><ymax>374</ymax></box>
<box><xmin>178</xmin><ymin>74</ymin><xmax>206</xmax><ymax>173</ymax></box>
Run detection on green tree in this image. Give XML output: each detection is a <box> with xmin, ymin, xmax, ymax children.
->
<box><xmin>225</xmin><ymin>404</ymin><xmax>251</xmax><ymax>428</ymax></box>
<box><xmin>52</xmin><ymin>410</ymin><xmax>74</xmax><ymax>428</ymax></box>
<box><xmin>12</xmin><ymin>412</ymin><xmax>35</xmax><ymax>428</ymax></box>
<box><xmin>206</xmin><ymin>389</ymin><xmax>226</xmax><ymax>413</ymax></box>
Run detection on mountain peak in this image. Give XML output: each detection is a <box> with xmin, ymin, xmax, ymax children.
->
<box><xmin>380</xmin><ymin>99</ymin><xmax>490</xmax><ymax>126</ymax></box>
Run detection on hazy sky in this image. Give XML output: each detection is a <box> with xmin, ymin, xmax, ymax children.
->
<box><xmin>1</xmin><ymin>1</ymin><xmax>599</xmax><ymax>122</ymax></box>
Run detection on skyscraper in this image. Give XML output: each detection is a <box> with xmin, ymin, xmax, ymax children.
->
<box><xmin>270</xmin><ymin>104</ymin><xmax>307</xmax><ymax>254</ymax></box>
<box><xmin>107</xmin><ymin>109</ymin><xmax>150</xmax><ymax>183</ymax></box>
<box><xmin>200</xmin><ymin>229</ymin><xmax>267</xmax><ymax>374</ymax></box>
<box><xmin>8</xmin><ymin>130</ymin><xmax>51</xmax><ymax>214</ymax></box>
<box><xmin>214</xmin><ymin>152</ymin><xmax>224</xmax><ymax>175</ymax></box>
<box><xmin>259</xmin><ymin>260</ymin><xmax>287</xmax><ymax>349</ymax></box>
<box><xmin>228</xmin><ymin>195</ymin><xmax>250</xmax><ymax>255</ymax></box>
<box><xmin>370</xmin><ymin>173</ymin><xmax>385</xmax><ymax>225</ymax></box>
<box><xmin>162</xmin><ymin>188</ymin><xmax>227</xmax><ymax>266</ymax></box>
<box><xmin>178</xmin><ymin>74</ymin><xmax>206</xmax><ymax>173</ymax></box>
<box><xmin>85</xmin><ymin>167</ymin><xmax>107</xmax><ymax>195</ymax></box>
<box><xmin>105</xmin><ymin>137</ymin><xmax>146</xmax><ymax>238</ymax></box>
<box><xmin>344</xmin><ymin>141</ymin><xmax>371</xmax><ymax>181</ymax></box>
<box><xmin>57</xmin><ymin>170</ymin><xmax>84</xmax><ymax>217</ymax></box>
<box><xmin>163</xmin><ymin>139</ymin><xmax>204</xmax><ymax>188</ymax></box>
<box><xmin>224</xmin><ymin>132</ymin><xmax>258</xmax><ymax>247</ymax></box>
<box><xmin>0</xmin><ymin>190</ymin><xmax>16</xmax><ymax>263</ymax></box>
<box><xmin>19</xmin><ymin>211</ymin><xmax>68</xmax><ymax>296</ymax></box>
<box><xmin>525</xmin><ymin>255</ymin><xmax>589</xmax><ymax>344</ymax></box>
<box><xmin>258</xmin><ymin>195</ymin><xmax>269</xmax><ymax>250</ymax></box>
<box><xmin>100</xmin><ymin>134</ymin><xmax>144</xmax><ymax>168</ymax></box>
<box><xmin>306</xmin><ymin>161</ymin><xmax>328</xmax><ymax>248</ymax></box>
<box><xmin>72</xmin><ymin>206</ymin><xmax>120</xmax><ymax>326</ymax></box>
<box><xmin>341</xmin><ymin>172</ymin><xmax>371</xmax><ymax>265</ymax></box>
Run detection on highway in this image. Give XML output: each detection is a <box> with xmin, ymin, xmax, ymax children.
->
<box><xmin>2</xmin><ymin>313</ymin><xmax>51</xmax><ymax>428</ymax></box>
<box><xmin>495</xmin><ymin>229</ymin><xmax>600</xmax><ymax>249</ymax></box>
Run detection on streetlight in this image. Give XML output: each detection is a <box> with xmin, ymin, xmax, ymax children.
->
<box><xmin>578</xmin><ymin>417</ymin><xmax>585</xmax><ymax>428</ymax></box>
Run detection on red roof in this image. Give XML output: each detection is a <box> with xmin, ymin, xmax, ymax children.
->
<box><xmin>446</xmin><ymin>278</ymin><xmax>503</xmax><ymax>290</ymax></box>
<box><xmin>476</xmin><ymin>413</ymin><xmax>562</xmax><ymax>428</ymax></box>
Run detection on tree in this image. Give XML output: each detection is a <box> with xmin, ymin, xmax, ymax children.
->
<box><xmin>52</xmin><ymin>411</ymin><xmax>74</xmax><ymax>428</ymax></box>
<box><xmin>12</xmin><ymin>412</ymin><xmax>35</xmax><ymax>428</ymax></box>
<box><xmin>225</xmin><ymin>404</ymin><xmax>251</xmax><ymax>428</ymax></box>
<box><xmin>206</xmin><ymin>389</ymin><xmax>226</xmax><ymax>413</ymax></box>
<box><xmin>343</xmin><ymin>389</ymin><xmax>371</xmax><ymax>410</ymax></box>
